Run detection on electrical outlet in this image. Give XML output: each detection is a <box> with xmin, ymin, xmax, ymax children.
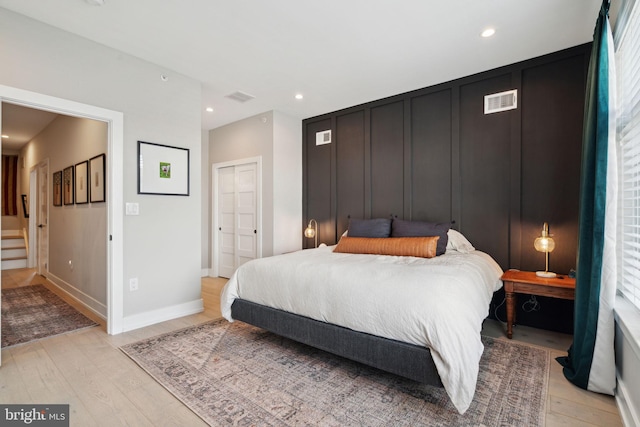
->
<box><xmin>129</xmin><ymin>278</ymin><xmax>139</xmax><ymax>291</ymax></box>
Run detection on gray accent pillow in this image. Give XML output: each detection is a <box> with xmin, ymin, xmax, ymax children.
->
<box><xmin>348</xmin><ymin>218</ymin><xmax>392</xmax><ymax>238</ymax></box>
<box><xmin>391</xmin><ymin>219</ymin><xmax>450</xmax><ymax>256</ymax></box>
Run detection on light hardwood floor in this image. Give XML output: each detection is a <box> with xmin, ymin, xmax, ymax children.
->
<box><xmin>1</xmin><ymin>269</ymin><xmax>622</xmax><ymax>426</ymax></box>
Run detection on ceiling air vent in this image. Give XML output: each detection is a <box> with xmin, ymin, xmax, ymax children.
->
<box><xmin>225</xmin><ymin>91</ymin><xmax>255</xmax><ymax>103</ymax></box>
<box><xmin>484</xmin><ymin>89</ymin><xmax>517</xmax><ymax>114</ymax></box>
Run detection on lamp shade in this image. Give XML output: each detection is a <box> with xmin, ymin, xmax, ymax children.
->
<box><xmin>304</xmin><ymin>226</ymin><xmax>316</xmax><ymax>238</ymax></box>
<box><xmin>304</xmin><ymin>219</ymin><xmax>318</xmax><ymax>248</ymax></box>
<box><xmin>534</xmin><ymin>222</ymin><xmax>555</xmax><ymax>253</ymax></box>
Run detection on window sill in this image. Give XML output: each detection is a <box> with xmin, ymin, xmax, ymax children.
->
<box><xmin>614</xmin><ymin>295</ymin><xmax>640</xmax><ymax>361</ymax></box>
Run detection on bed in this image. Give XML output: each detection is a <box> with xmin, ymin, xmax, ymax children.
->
<box><xmin>221</xmin><ymin>228</ymin><xmax>503</xmax><ymax>414</ymax></box>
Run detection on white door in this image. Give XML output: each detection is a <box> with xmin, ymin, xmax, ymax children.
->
<box><xmin>28</xmin><ymin>169</ymin><xmax>37</xmax><ymax>267</ymax></box>
<box><xmin>235</xmin><ymin>163</ymin><xmax>257</xmax><ymax>267</ymax></box>
<box><xmin>215</xmin><ymin>162</ymin><xmax>258</xmax><ymax>278</ymax></box>
<box><xmin>218</xmin><ymin>167</ymin><xmax>236</xmax><ymax>278</ymax></box>
<box><xmin>37</xmin><ymin>162</ymin><xmax>49</xmax><ymax>275</ymax></box>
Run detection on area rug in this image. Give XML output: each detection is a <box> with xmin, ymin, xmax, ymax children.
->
<box><xmin>1</xmin><ymin>285</ymin><xmax>98</xmax><ymax>348</ymax></box>
<box><xmin>121</xmin><ymin>319</ymin><xmax>549</xmax><ymax>426</ymax></box>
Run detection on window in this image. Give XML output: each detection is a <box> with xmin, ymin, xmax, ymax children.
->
<box><xmin>616</xmin><ymin>0</ymin><xmax>640</xmax><ymax>311</ymax></box>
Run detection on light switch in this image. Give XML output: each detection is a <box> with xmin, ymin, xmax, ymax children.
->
<box><xmin>126</xmin><ymin>202</ymin><xmax>139</xmax><ymax>215</ymax></box>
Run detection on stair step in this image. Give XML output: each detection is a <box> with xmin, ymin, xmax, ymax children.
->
<box><xmin>1</xmin><ymin>231</ymin><xmax>27</xmax><ymax>270</ymax></box>
<box><xmin>2</xmin><ymin>258</ymin><xmax>28</xmax><ymax>270</ymax></box>
<box><xmin>2</xmin><ymin>247</ymin><xmax>27</xmax><ymax>258</ymax></box>
<box><xmin>1</xmin><ymin>240</ymin><xmax>26</xmax><ymax>249</ymax></box>
<box><xmin>1</xmin><ymin>244</ymin><xmax>26</xmax><ymax>249</ymax></box>
<box><xmin>2</xmin><ymin>255</ymin><xmax>27</xmax><ymax>261</ymax></box>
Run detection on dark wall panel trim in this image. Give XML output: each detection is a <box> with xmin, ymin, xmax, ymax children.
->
<box><xmin>302</xmin><ymin>43</ymin><xmax>590</xmax><ymax>333</ymax></box>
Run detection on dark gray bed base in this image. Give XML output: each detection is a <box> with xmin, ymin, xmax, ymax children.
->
<box><xmin>231</xmin><ymin>299</ymin><xmax>443</xmax><ymax>387</ymax></box>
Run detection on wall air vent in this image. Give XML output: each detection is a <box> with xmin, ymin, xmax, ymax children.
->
<box><xmin>225</xmin><ymin>91</ymin><xmax>255</xmax><ymax>103</ymax></box>
<box><xmin>484</xmin><ymin>89</ymin><xmax>517</xmax><ymax>114</ymax></box>
<box><xmin>316</xmin><ymin>130</ymin><xmax>331</xmax><ymax>146</ymax></box>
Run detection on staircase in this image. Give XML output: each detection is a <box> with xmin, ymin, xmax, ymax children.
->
<box><xmin>2</xmin><ymin>230</ymin><xmax>28</xmax><ymax>270</ymax></box>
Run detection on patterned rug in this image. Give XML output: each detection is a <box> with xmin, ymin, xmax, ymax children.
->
<box><xmin>1</xmin><ymin>284</ymin><xmax>98</xmax><ymax>348</ymax></box>
<box><xmin>121</xmin><ymin>319</ymin><xmax>550</xmax><ymax>426</ymax></box>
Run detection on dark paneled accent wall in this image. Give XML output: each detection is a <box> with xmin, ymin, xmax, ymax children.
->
<box><xmin>302</xmin><ymin>44</ymin><xmax>590</xmax><ymax>333</ymax></box>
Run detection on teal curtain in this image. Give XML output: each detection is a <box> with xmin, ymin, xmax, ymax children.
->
<box><xmin>557</xmin><ymin>0</ymin><xmax>617</xmax><ymax>394</ymax></box>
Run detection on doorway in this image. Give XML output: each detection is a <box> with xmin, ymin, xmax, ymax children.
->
<box><xmin>0</xmin><ymin>84</ymin><xmax>124</xmax><ymax>346</ymax></box>
<box><xmin>212</xmin><ymin>157</ymin><xmax>262</xmax><ymax>278</ymax></box>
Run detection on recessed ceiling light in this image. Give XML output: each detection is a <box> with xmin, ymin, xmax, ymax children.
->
<box><xmin>481</xmin><ymin>28</ymin><xmax>496</xmax><ymax>38</ymax></box>
<box><xmin>1</xmin><ymin>135</ymin><xmax>8</xmax><ymax>139</ymax></box>
<box><xmin>205</xmin><ymin>107</ymin><xmax>214</xmax><ymax>112</ymax></box>
<box><xmin>160</xmin><ymin>74</ymin><xmax>169</xmax><ymax>82</ymax></box>
<box><xmin>295</xmin><ymin>94</ymin><xmax>304</xmax><ymax>100</ymax></box>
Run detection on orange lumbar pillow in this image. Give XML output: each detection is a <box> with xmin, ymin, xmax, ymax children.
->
<box><xmin>334</xmin><ymin>236</ymin><xmax>440</xmax><ymax>258</ymax></box>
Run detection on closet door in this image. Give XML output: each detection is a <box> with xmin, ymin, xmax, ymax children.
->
<box><xmin>216</xmin><ymin>162</ymin><xmax>258</xmax><ymax>278</ymax></box>
<box><xmin>235</xmin><ymin>163</ymin><xmax>257</xmax><ymax>268</ymax></box>
<box><xmin>218</xmin><ymin>166</ymin><xmax>236</xmax><ymax>278</ymax></box>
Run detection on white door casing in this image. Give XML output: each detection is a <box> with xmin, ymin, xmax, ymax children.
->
<box><xmin>0</xmin><ymin>84</ymin><xmax>124</xmax><ymax>336</ymax></box>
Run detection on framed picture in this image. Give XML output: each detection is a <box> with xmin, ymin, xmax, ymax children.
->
<box><xmin>53</xmin><ymin>171</ymin><xmax>62</xmax><ymax>206</ymax></box>
<box><xmin>89</xmin><ymin>153</ymin><xmax>106</xmax><ymax>203</ymax></box>
<box><xmin>63</xmin><ymin>165</ymin><xmax>74</xmax><ymax>205</ymax></box>
<box><xmin>137</xmin><ymin>141</ymin><xmax>190</xmax><ymax>196</ymax></box>
<box><xmin>75</xmin><ymin>160</ymin><xmax>89</xmax><ymax>204</ymax></box>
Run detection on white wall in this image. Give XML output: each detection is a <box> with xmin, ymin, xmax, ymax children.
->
<box><xmin>0</xmin><ymin>8</ymin><xmax>202</xmax><ymax>325</ymax></box>
<box><xmin>201</xmin><ymin>129</ymin><xmax>210</xmax><ymax>272</ymax></box>
<box><xmin>1</xmin><ymin>215</ymin><xmax>20</xmax><ymax>231</ymax></box>
<box><xmin>209</xmin><ymin>112</ymin><xmax>275</xmax><ymax>262</ymax></box>
<box><xmin>273</xmin><ymin>111</ymin><xmax>302</xmax><ymax>254</ymax></box>
<box><xmin>206</xmin><ymin>111</ymin><xmax>301</xmax><ymax>271</ymax></box>
<box><xmin>21</xmin><ymin>115</ymin><xmax>108</xmax><ymax>315</ymax></box>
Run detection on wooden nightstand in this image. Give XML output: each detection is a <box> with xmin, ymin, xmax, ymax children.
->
<box><xmin>500</xmin><ymin>270</ymin><xmax>576</xmax><ymax>339</ymax></box>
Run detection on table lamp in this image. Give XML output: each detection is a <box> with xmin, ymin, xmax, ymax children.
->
<box><xmin>534</xmin><ymin>222</ymin><xmax>556</xmax><ymax>278</ymax></box>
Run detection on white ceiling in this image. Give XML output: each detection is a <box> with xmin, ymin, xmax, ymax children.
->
<box><xmin>1</xmin><ymin>103</ymin><xmax>58</xmax><ymax>152</ymax></box>
<box><xmin>0</xmin><ymin>0</ymin><xmax>602</xmax><ymax>132</ymax></box>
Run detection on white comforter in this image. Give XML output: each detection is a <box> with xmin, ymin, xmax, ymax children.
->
<box><xmin>221</xmin><ymin>245</ymin><xmax>503</xmax><ymax>414</ymax></box>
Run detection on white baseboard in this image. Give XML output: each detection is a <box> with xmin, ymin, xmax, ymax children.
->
<box><xmin>122</xmin><ymin>298</ymin><xmax>204</xmax><ymax>333</ymax></box>
<box><xmin>615</xmin><ymin>297</ymin><xmax>640</xmax><ymax>427</ymax></box>
<box><xmin>617</xmin><ymin>378</ymin><xmax>639</xmax><ymax>427</ymax></box>
<box><xmin>201</xmin><ymin>268</ymin><xmax>210</xmax><ymax>277</ymax></box>
<box><xmin>45</xmin><ymin>272</ymin><xmax>107</xmax><ymax>320</ymax></box>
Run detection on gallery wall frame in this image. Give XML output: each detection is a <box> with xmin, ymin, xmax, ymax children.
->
<box><xmin>75</xmin><ymin>160</ymin><xmax>89</xmax><ymax>204</ymax></box>
<box><xmin>53</xmin><ymin>170</ymin><xmax>62</xmax><ymax>206</ymax></box>
<box><xmin>137</xmin><ymin>141</ymin><xmax>190</xmax><ymax>196</ymax></box>
<box><xmin>90</xmin><ymin>153</ymin><xmax>106</xmax><ymax>203</ymax></box>
<box><xmin>63</xmin><ymin>165</ymin><xmax>74</xmax><ymax>205</ymax></box>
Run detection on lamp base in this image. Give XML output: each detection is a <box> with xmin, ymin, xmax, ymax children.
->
<box><xmin>536</xmin><ymin>271</ymin><xmax>557</xmax><ymax>278</ymax></box>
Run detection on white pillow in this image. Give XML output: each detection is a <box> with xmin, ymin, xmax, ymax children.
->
<box><xmin>446</xmin><ymin>229</ymin><xmax>475</xmax><ymax>253</ymax></box>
